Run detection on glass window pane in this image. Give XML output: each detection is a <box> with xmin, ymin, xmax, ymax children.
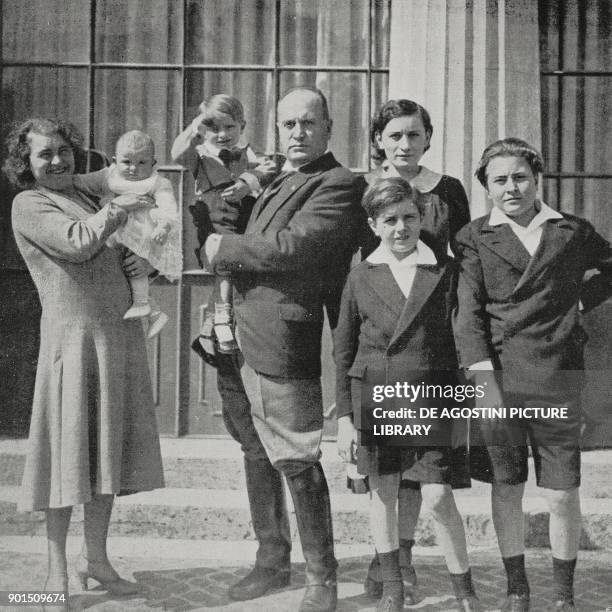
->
<box><xmin>371</xmin><ymin>72</ymin><xmax>389</xmax><ymax>169</ymax></box>
<box><xmin>184</xmin><ymin>70</ymin><xmax>276</xmax><ymax>154</ymax></box>
<box><xmin>539</xmin><ymin>0</ymin><xmax>560</xmax><ymax>72</ymax></box>
<box><xmin>542</xmin><ymin>178</ymin><xmax>559</xmax><ymax>211</ymax></box>
<box><xmin>1</xmin><ymin>67</ymin><xmax>89</xmax><ymax>134</ymax></box>
<box><xmin>93</xmin><ymin>69</ymin><xmax>181</xmax><ymax>165</ymax></box>
<box><xmin>280</xmin><ymin>0</ymin><xmax>369</xmax><ymax>66</ymax></box>
<box><xmin>541</xmin><ymin>75</ymin><xmax>560</xmax><ymax>174</ymax></box>
<box><xmin>372</xmin><ymin>0</ymin><xmax>391</xmax><ymax>68</ymax></box>
<box><xmin>559</xmin><ymin>179</ymin><xmax>612</xmax><ymax>241</ymax></box>
<box><xmin>186</xmin><ymin>0</ymin><xmax>275</xmax><ymax>65</ymax></box>
<box><xmin>2</xmin><ymin>0</ymin><xmax>89</xmax><ymax>62</ymax></box>
<box><xmin>560</xmin><ymin>76</ymin><xmax>612</xmax><ymax>174</ymax></box>
<box><xmin>561</xmin><ymin>0</ymin><xmax>612</xmax><ymax>71</ymax></box>
<box><xmin>280</xmin><ymin>71</ymin><xmax>369</xmax><ymax>170</ymax></box>
<box><xmin>96</xmin><ymin>0</ymin><xmax>182</xmax><ymax>63</ymax></box>
<box><xmin>182</xmin><ymin>172</ymin><xmax>202</xmax><ymax>272</ymax></box>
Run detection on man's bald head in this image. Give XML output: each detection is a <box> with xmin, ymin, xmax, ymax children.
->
<box><xmin>278</xmin><ymin>87</ymin><xmax>331</xmax><ymax>123</ymax></box>
<box><xmin>277</xmin><ymin>87</ymin><xmax>332</xmax><ymax>168</ymax></box>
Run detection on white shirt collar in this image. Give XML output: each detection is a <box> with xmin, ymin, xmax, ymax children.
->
<box><xmin>489</xmin><ymin>200</ymin><xmax>563</xmax><ymax>232</ymax></box>
<box><xmin>380</xmin><ymin>162</ymin><xmax>442</xmax><ymax>193</ymax></box>
<box><xmin>367</xmin><ymin>239</ymin><xmax>438</xmax><ymax>266</ymax></box>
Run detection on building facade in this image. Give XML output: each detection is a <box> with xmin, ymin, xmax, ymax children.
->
<box><xmin>1</xmin><ymin>0</ymin><xmax>610</xmax><ymax>438</ymax></box>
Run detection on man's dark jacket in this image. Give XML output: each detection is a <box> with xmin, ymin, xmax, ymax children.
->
<box><xmin>212</xmin><ymin>152</ymin><xmax>367</xmax><ymax>378</ymax></box>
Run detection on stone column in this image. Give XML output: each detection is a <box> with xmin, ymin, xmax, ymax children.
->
<box><xmin>388</xmin><ymin>0</ymin><xmax>541</xmax><ymax>218</ymax></box>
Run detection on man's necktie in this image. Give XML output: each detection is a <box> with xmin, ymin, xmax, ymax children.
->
<box><xmin>255</xmin><ymin>171</ymin><xmax>291</xmax><ymax>217</ymax></box>
<box><xmin>263</xmin><ymin>171</ymin><xmax>291</xmax><ymax>199</ymax></box>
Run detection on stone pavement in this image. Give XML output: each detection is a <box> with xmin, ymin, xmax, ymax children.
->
<box><xmin>0</xmin><ymin>537</ymin><xmax>611</xmax><ymax>612</ymax></box>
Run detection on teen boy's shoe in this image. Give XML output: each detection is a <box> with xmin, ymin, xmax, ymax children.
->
<box><xmin>550</xmin><ymin>601</ymin><xmax>576</xmax><ymax>611</ymax></box>
<box><xmin>452</xmin><ymin>595</ymin><xmax>483</xmax><ymax>611</ymax></box>
<box><xmin>501</xmin><ymin>593</ymin><xmax>530</xmax><ymax>611</ymax></box>
<box><xmin>375</xmin><ymin>582</ymin><xmax>403</xmax><ymax>612</ymax></box>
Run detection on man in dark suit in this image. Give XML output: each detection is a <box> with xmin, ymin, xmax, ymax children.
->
<box><xmin>453</xmin><ymin>138</ymin><xmax>612</xmax><ymax>612</ymax></box>
<box><xmin>203</xmin><ymin>87</ymin><xmax>365</xmax><ymax>612</ymax></box>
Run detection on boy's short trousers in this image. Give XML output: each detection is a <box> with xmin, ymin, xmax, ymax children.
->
<box><xmin>469</xmin><ymin>394</ymin><xmax>581</xmax><ymax>490</ymax></box>
<box><xmin>357</xmin><ymin>444</ymin><xmax>469</xmax><ymax>486</ymax></box>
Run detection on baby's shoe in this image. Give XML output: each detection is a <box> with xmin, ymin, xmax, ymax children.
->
<box><xmin>214</xmin><ymin>303</ymin><xmax>239</xmax><ymax>354</ymax></box>
<box><xmin>124</xmin><ymin>302</ymin><xmax>152</xmax><ymax>320</ymax></box>
<box><xmin>148</xmin><ymin>310</ymin><xmax>169</xmax><ymax>339</ymax></box>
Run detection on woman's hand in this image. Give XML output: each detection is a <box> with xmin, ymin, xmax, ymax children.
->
<box><xmin>337</xmin><ymin>415</ymin><xmax>358</xmax><ymax>463</ymax></box>
<box><xmin>122</xmin><ymin>251</ymin><xmax>155</xmax><ymax>278</ymax></box>
<box><xmin>112</xmin><ymin>193</ymin><xmax>156</xmax><ymax>212</ymax></box>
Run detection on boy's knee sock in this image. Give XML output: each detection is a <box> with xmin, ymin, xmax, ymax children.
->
<box><xmin>552</xmin><ymin>557</ymin><xmax>576</xmax><ymax>603</ymax></box>
<box><xmin>502</xmin><ymin>554</ymin><xmax>530</xmax><ymax>596</ymax></box>
<box><xmin>378</xmin><ymin>549</ymin><xmax>402</xmax><ymax>583</ymax></box>
<box><xmin>449</xmin><ymin>568</ymin><xmax>476</xmax><ymax>599</ymax></box>
<box><xmin>398</xmin><ymin>538</ymin><xmax>415</xmax><ymax>568</ymax></box>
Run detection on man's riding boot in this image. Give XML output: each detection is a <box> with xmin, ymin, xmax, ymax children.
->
<box><xmin>228</xmin><ymin>458</ymin><xmax>291</xmax><ymax>600</ymax></box>
<box><xmin>286</xmin><ymin>462</ymin><xmax>338</xmax><ymax>612</ymax></box>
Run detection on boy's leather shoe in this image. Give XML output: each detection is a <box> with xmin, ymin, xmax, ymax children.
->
<box><xmin>501</xmin><ymin>593</ymin><xmax>530</xmax><ymax>611</ymax></box>
<box><xmin>453</xmin><ymin>595</ymin><xmax>483</xmax><ymax>611</ymax></box>
<box><xmin>228</xmin><ymin>565</ymin><xmax>290</xmax><ymax>601</ymax></box>
<box><xmin>364</xmin><ymin>557</ymin><xmax>421</xmax><ymax>604</ymax></box>
<box><xmin>550</xmin><ymin>601</ymin><xmax>576</xmax><ymax>611</ymax></box>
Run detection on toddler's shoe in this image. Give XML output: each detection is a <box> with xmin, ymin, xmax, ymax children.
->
<box><xmin>124</xmin><ymin>302</ymin><xmax>152</xmax><ymax>319</ymax></box>
<box><xmin>190</xmin><ymin>308</ymin><xmax>218</xmax><ymax>367</ymax></box>
<box><xmin>214</xmin><ymin>302</ymin><xmax>239</xmax><ymax>354</ymax></box>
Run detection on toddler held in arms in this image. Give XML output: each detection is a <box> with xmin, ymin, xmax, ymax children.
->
<box><xmin>171</xmin><ymin>94</ymin><xmax>278</xmax><ymax>356</ymax></box>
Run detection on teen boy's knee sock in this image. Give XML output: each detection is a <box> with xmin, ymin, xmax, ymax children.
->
<box><xmin>399</xmin><ymin>538</ymin><xmax>415</xmax><ymax>568</ymax></box>
<box><xmin>449</xmin><ymin>568</ymin><xmax>476</xmax><ymax>599</ymax></box>
<box><xmin>378</xmin><ymin>549</ymin><xmax>403</xmax><ymax>598</ymax></box>
<box><xmin>552</xmin><ymin>557</ymin><xmax>576</xmax><ymax>603</ymax></box>
<box><xmin>502</xmin><ymin>554</ymin><xmax>530</xmax><ymax>596</ymax></box>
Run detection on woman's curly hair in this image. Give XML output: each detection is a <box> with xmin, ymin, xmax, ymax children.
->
<box><xmin>3</xmin><ymin>118</ymin><xmax>83</xmax><ymax>190</ymax></box>
<box><xmin>370</xmin><ymin>99</ymin><xmax>433</xmax><ymax>164</ymax></box>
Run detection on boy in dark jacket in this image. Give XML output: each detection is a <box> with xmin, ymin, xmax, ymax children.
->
<box><xmin>453</xmin><ymin>138</ymin><xmax>612</xmax><ymax>612</ymax></box>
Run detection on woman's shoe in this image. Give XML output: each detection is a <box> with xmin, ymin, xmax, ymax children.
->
<box><xmin>75</xmin><ymin>557</ymin><xmax>140</xmax><ymax>596</ymax></box>
<box><xmin>42</xmin><ymin>574</ymin><xmax>68</xmax><ymax>612</ymax></box>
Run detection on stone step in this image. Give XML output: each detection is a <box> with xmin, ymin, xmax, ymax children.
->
<box><xmin>3</xmin><ymin>439</ymin><xmax>612</xmax><ymax>498</ymax></box>
<box><xmin>2</xmin><ymin>484</ymin><xmax>612</xmax><ymax>549</ymax></box>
